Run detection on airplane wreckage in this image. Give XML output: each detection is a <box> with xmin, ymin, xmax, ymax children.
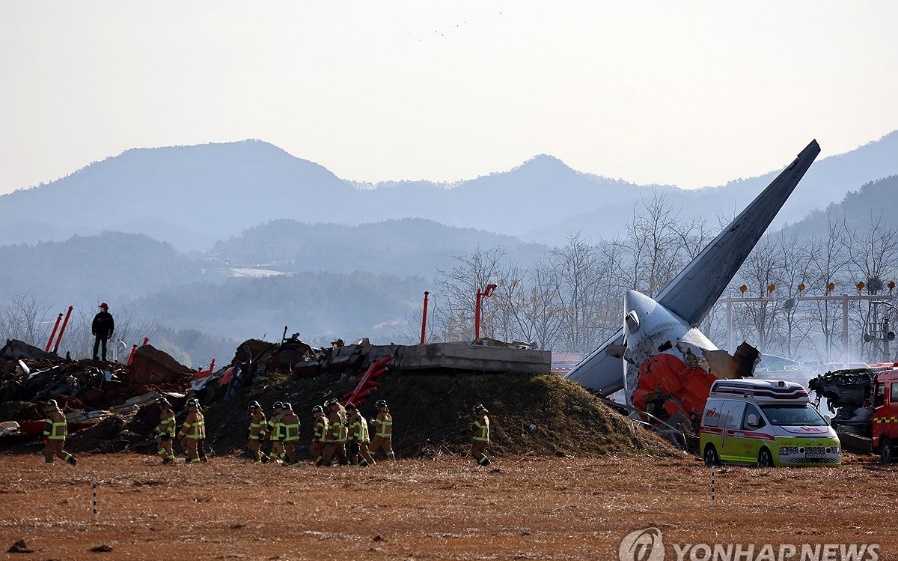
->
<box><xmin>565</xmin><ymin>140</ymin><xmax>821</xmax><ymax>435</ymax></box>
<box><xmin>0</xmin><ymin>140</ymin><xmax>821</xmax><ymax>455</ymax></box>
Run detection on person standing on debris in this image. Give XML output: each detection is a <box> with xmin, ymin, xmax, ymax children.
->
<box><xmin>266</xmin><ymin>402</ymin><xmax>285</xmax><ymax>463</ymax></box>
<box><xmin>91</xmin><ymin>303</ymin><xmax>115</xmax><ymax>362</ymax></box>
<box><xmin>42</xmin><ymin>399</ymin><xmax>77</xmax><ymax>466</ymax></box>
<box><xmin>346</xmin><ymin>402</ymin><xmax>375</xmax><ymax>466</ymax></box>
<box><xmin>470</xmin><ymin>403</ymin><xmax>491</xmax><ymax>466</ymax></box>
<box><xmin>155</xmin><ymin>398</ymin><xmax>176</xmax><ymax>464</ymax></box>
<box><xmin>247</xmin><ymin>401</ymin><xmax>267</xmax><ymax>464</ymax></box>
<box><xmin>310</xmin><ymin>405</ymin><xmax>328</xmax><ymax>466</ymax></box>
<box><xmin>281</xmin><ymin>403</ymin><xmax>301</xmax><ymax>466</ymax></box>
<box><xmin>321</xmin><ymin>398</ymin><xmax>348</xmax><ymax>466</ymax></box>
<box><xmin>177</xmin><ymin>398</ymin><xmax>206</xmax><ymax>463</ymax></box>
<box><xmin>369</xmin><ymin>399</ymin><xmax>395</xmax><ymax>461</ymax></box>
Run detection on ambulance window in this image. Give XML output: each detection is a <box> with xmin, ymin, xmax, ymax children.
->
<box><xmin>891</xmin><ymin>383</ymin><xmax>898</xmax><ymax>403</ymax></box>
<box><xmin>742</xmin><ymin>404</ymin><xmax>764</xmax><ymax>430</ymax></box>
<box><xmin>703</xmin><ymin>403</ymin><xmax>720</xmax><ymax>428</ymax></box>
<box><xmin>726</xmin><ymin>403</ymin><xmax>745</xmax><ymax>429</ymax></box>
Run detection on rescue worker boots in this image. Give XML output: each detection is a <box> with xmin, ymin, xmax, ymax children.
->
<box><xmin>478</xmin><ymin>454</ymin><xmax>491</xmax><ymax>467</ymax></box>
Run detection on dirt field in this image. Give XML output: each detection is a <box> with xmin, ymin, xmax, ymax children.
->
<box><xmin>0</xmin><ymin>451</ymin><xmax>894</xmax><ymax>561</ymax></box>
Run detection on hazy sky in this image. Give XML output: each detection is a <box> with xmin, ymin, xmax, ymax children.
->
<box><xmin>2</xmin><ymin>1</ymin><xmax>897</xmax><ymax>195</ymax></box>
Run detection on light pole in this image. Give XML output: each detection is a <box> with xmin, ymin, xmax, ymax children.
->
<box><xmin>474</xmin><ymin>284</ymin><xmax>497</xmax><ymax>342</ymax></box>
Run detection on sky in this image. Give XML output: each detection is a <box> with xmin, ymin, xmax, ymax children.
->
<box><xmin>2</xmin><ymin>1</ymin><xmax>897</xmax><ymax>195</ymax></box>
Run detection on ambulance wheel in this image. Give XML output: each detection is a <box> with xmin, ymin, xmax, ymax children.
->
<box><xmin>757</xmin><ymin>447</ymin><xmax>774</xmax><ymax>468</ymax></box>
<box><xmin>703</xmin><ymin>444</ymin><xmax>719</xmax><ymax>466</ymax></box>
<box><xmin>881</xmin><ymin>439</ymin><xmax>893</xmax><ymax>465</ymax></box>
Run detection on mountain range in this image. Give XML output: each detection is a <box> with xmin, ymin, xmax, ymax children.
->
<box><xmin>4</xmin><ymin>132</ymin><xmax>897</xmax><ymax>252</ymax></box>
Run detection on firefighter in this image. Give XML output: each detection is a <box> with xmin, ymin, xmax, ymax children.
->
<box><xmin>155</xmin><ymin>397</ymin><xmax>176</xmax><ymax>464</ymax></box>
<box><xmin>310</xmin><ymin>405</ymin><xmax>328</xmax><ymax>466</ymax></box>
<box><xmin>281</xmin><ymin>402</ymin><xmax>301</xmax><ymax>466</ymax></box>
<box><xmin>369</xmin><ymin>399</ymin><xmax>395</xmax><ymax>461</ymax></box>
<box><xmin>247</xmin><ymin>401</ymin><xmax>267</xmax><ymax>464</ymax></box>
<box><xmin>346</xmin><ymin>402</ymin><xmax>375</xmax><ymax>467</ymax></box>
<box><xmin>321</xmin><ymin>398</ymin><xmax>347</xmax><ymax>466</ymax></box>
<box><xmin>194</xmin><ymin>400</ymin><xmax>209</xmax><ymax>462</ymax></box>
<box><xmin>42</xmin><ymin>399</ymin><xmax>76</xmax><ymax>466</ymax></box>
<box><xmin>266</xmin><ymin>402</ymin><xmax>285</xmax><ymax>464</ymax></box>
<box><xmin>177</xmin><ymin>398</ymin><xmax>205</xmax><ymax>463</ymax></box>
<box><xmin>471</xmin><ymin>403</ymin><xmax>491</xmax><ymax>466</ymax></box>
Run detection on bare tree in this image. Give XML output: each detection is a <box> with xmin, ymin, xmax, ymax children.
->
<box><xmin>804</xmin><ymin>216</ymin><xmax>852</xmax><ymax>363</ymax></box>
<box><xmin>0</xmin><ymin>294</ymin><xmax>55</xmax><ymax>348</ymax></box>
<box><xmin>843</xmin><ymin>212</ymin><xmax>898</xmax><ymax>362</ymax></box>
<box><xmin>431</xmin><ymin>246</ymin><xmax>507</xmax><ymax>342</ymax></box>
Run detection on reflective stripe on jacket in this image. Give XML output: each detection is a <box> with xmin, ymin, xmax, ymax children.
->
<box><xmin>44</xmin><ymin>410</ymin><xmax>67</xmax><ymax>440</ymax></box>
<box><xmin>313</xmin><ymin>417</ymin><xmax>329</xmax><ymax>442</ymax></box>
<box><xmin>249</xmin><ymin>411</ymin><xmax>266</xmax><ymax>440</ymax></box>
<box><xmin>267</xmin><ymin>413</ymin><xmax>283</xmax><ymax>441</ymax></box>
<box><xmin>181</xmin><ymin>411</ymin><xmax>206</xmax><ymax>440</ymax></box>
<box><xmin>349</xmin><ymin>415</ymin><xmax>370</xmax><ymax>442</ymax></box>
<box><xmin>372</xmin><ymin>412</ymin><xmax>392</xmax><ymax>438</ymax></box>
<box><xmin>472</xmin><ymin>415</ymin><xmax>489</xmax><ymax>442</ymax></box>
<box><xmin>156</xmin><ymin>409</ymin><xmax>176</xmax><ymax>437</ymax></box>
<box><xmin>282</xmin><ymin>413</ymin><xmax>300</xmax><ymax>442</ymax></box>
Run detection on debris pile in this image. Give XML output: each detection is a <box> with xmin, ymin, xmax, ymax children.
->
<box><xmin>1</xmin><ymin>335</ymin><xmax>678</xmax><ymax>459</ymax></box>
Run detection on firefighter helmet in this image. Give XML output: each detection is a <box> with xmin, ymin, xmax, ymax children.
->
<box><xmin>157</xmin><ymin>397</ymin><xmax>170</xmax><ymax>407</ymax></box>
<box><xmin>312</xmin><ymin>405</ymin><xmax>324</xmax><ymax>414</ymax></box>
<box><xmin>375</xmin><ymin>399</ymin><xmax>387</xmax><ymax>408</ymax></box>
<box><xmin>345</xmin><ymin>402</ymin><xmax>356</xmax><ymax>410</ymax></box>
<box><xmin>186</xmin><ymin>398</ymin><xmax>199</xmax><ymax>408</ymax></box>
<box><xmin>248</xmin><ymin>401</ymin><xmax>261</xmax><ymax>410</ymax></box>
<box><xmin>282</xmin><ymin>402</ymin><xmax>293</xmax><ymax>411</ymax></box>
<box><xmin>47</xmin><ymin>399</ymin><xmax>58</xmax><ymax>408</ymax></box>
<box><xmin>473</xmin><ymin>403</ymin><xmax>487</xmax><ymax>413</ymax></box>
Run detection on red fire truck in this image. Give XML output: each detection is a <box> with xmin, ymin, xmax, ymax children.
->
<box><xmin>808</xmin><ymin>365</ymin><xmax>898</xmax><ymax>463</ymax></box>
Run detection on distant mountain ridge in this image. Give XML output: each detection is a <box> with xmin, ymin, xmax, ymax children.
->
<box><xmin>5</xmin><ymin>133</ymin><xmax>896</xmax><ymax>251</ymax></box>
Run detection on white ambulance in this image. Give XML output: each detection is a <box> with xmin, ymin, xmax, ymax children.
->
<box><xmin>699</xmin><ymin>379</ymin><xmax>841</xmax><ymax>467</ymax></box>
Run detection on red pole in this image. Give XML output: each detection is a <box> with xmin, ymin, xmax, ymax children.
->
<box><xmin>475</xmin><ymin>290</ymin><xmax>483</xmax><ymax>341</ymax></box>
<box><xmin>142</xmin><ymin>337</ymin><xmax>149</xmax><ymax>346</ymax></box>
<box><xmin>52</xmin><ymin>306</ymin><xmax>74</xmax><ymax>354</ymax></box>
<box><xmin>207</xmin><ymin>359</ymin><xmax>216</xmax><ymax>374</ymax></box>
<box><xmin>127</xmin><ymin>344</ymin><xmax>138</xmax><ymax>366</ymax></box>
<box><xmin>474</xmin><ymin>284</ymin><xmax>497</xmax><ymax>342</ymax></box>
<box><xmin>420</xmin><ymin>291</ymin><xmax>430</xmax><ymax>344</ymax></box>
<box><xmin>45</xmin><ymin>313</ymin><xmax>63</xmax><ymax>352</ymax></box>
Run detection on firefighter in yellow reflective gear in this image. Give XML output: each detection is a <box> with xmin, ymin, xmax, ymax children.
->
<box><xmin>369</xmin><ymin>399</ymin><xmax>395</xmax><ymax>461</ymax></box>
<box><xmin>155</xmin><ymin>397</ymin><xmax>176</xmax><ymax>464</ymax></box>
<box><xmin>321</xmin><ymin>398</ymin><xmax>348</xmax><ymax>466</ymax></box>
<box><xmin>266</xmin><ymin>402</ymin><xmax>286</xmax><ymax>464</ymax></box>
<box><xmin>247</xmin><ymin>401</ymin><xmax>267</xmax><ymax>463</ymax></box>
<box><xmin>177</xmin><ymin>398</ymin><xmax>206</xmax><ymax>463</ymax></box>
<box><xmin>470</xmin><ymin>403</ymin><xmax>491</xmax><ymax>466</ymax></box>
<box><xmin>280</xmin><ymin>402</ymin><xmax>301</xmax><ymax>466</ymax></box>
<box><xmin>346</xmin><ymin>402</ymin><xmax>375</xmax><ymax>466</ymax></box>
<box><xmin>310</xmin><ymin>405</ymin><xmax>328</xmax><ymax>465</ymax></box>
<box><xmin>42</xmin><ymin>399</ymin><xmax>76</xmax><ymax>466</ymax></box>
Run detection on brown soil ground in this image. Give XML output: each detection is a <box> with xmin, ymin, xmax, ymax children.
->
<box><xmin>0</xmin><ymin>452</ymin><xmax>894</xmax><ymax>561</ymax></box>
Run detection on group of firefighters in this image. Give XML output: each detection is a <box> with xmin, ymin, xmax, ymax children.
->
<box><xmin>245</xmin><ymin>398</ymin><xmax>396</xmax><ymax>467</ymax></box>
<box><xmin>42</xmin><ymin>395</ymin><xmax>491</xmax><ymax>467</ymax></box>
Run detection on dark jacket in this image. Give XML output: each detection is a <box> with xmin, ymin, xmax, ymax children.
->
<box><xmin>92</xmin><ymin>311</ymin><xmax>115</xmax><ymax>337</ymax></box>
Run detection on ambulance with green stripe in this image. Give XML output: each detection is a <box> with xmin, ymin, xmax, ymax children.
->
<box><xmin>699</xmin><ymin>379</ymin><xmax>841</xmax><ymax>467</ymax></box>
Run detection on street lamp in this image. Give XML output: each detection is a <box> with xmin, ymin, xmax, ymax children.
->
<box><xmin>475</xmin><ymin>284</ymin><xmax>497</xmax><ymax>342</ymax></box>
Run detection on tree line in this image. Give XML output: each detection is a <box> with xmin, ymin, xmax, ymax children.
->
<box><xmin>425</xmin><ymin>194</ymin><xmax>898</xmax><ymax>366</ymax></box>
